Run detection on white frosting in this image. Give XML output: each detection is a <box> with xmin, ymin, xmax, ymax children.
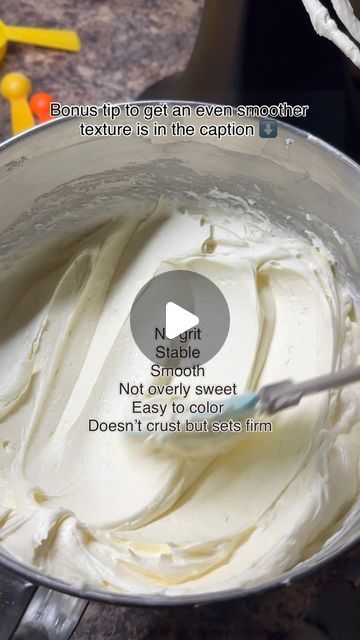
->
<box><xmin>0</xmin><ymin>203</ymin><xmax>359</xmax><ymax>596</ymax></box>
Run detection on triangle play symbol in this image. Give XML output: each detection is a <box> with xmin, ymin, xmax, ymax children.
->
<box><xmin>165</xmin><ymin>302</ymin><xmax>199</xmax><ymax>340</ymax></box>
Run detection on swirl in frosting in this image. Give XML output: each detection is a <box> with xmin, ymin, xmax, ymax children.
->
<box><xmin>0</xmin><ymin>203</ymin><xmax>359</xmax><ymax>595</ymax></box>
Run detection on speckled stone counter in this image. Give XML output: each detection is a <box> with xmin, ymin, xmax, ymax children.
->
<box><xmin>0</xmin><ymin>0</ymin><xmax>203</xmax><ymax>140</ymax></box>
<box><xmin>0</xmin><ymin>1</ymin><xmax>360</xmax><ymax>639</ymax></box>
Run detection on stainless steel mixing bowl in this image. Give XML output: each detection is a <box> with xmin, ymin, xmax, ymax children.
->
<box><xmin>0</xmin><ymin>105</ymin><xmax>359</xmax><ymax>638</ymax></box>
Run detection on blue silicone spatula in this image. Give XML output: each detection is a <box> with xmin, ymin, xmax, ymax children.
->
<box><xmin>219</xmin><ymin>364</ymin><xmax>360</xmax><ymax>417</ymax></box>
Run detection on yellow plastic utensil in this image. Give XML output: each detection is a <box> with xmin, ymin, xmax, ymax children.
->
<box><xmin>0</xmin><ymin>72</ymin><xmax>35</xmax><ymax>135</ymax></box>
<box><xmin>0</xmin><ymin>20</ymin><xmax>81</xmax><ymax>62</ymax></box>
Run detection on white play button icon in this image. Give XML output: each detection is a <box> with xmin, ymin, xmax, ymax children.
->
<box><xmin>130</xmin><ymin>270</ymin><xmax>230</xmax><ymax>366</ymax></box>
<box><xmin>165</xmin><ymin>302</ymin><xmax>199</xmax><ymax>340</ymax></box>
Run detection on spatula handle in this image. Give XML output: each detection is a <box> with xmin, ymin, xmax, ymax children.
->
<box><xmin>259</xmin><ymin>365</ymin><xmax>360</xmax><ymax>414</ymax></box>
<box><xmin>4</xmin><ymin>25</ymin><xmax>81</xmax><ymax>52</ymax></box>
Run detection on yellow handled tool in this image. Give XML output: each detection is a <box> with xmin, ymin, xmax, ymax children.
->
<box><xmin>0</xmin><ymin>72</ymin><xmax>35</xmax><ymax>135</ymax></box>
<box><xmin>0</xmin><ymin>20</ymin><xmax>81</xmax><ymax>62</ymax></box>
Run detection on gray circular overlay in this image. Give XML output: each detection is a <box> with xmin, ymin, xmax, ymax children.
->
<box><xmin>130</xmin><ymin>270</ymin><xmax>230</xmax><ymax>368</ymax></box>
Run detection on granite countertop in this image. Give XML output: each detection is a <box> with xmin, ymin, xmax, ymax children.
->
<box><xmin>0</xmin><ymin>0</ymin><xmax>203</xmax><ymax>140</ymax></box>
<box><xmin>1</xmin><ymin>1</ymin><xmax>360</xmax><ymax>638</ymax></box>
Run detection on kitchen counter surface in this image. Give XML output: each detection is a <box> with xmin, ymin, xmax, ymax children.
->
<box><xmin>0</xmin><ymin>0</ymin><xmax>203</xmax><ymax>140</ymax></box>
<box><xmin>0</xmin><ymin>1</ymin><xmax>360</xmax><ymax>638</ymax></box>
